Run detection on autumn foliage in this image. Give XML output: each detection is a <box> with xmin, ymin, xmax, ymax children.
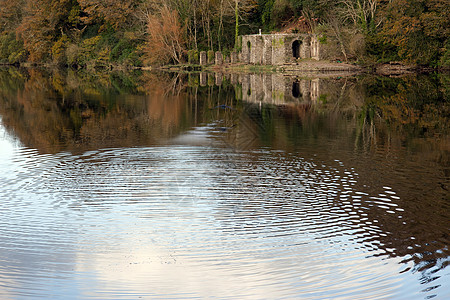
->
<box><xmin>379</xmin><ymin>0</ymin><xmax>450</xmax><ymax>65</ymax></box>
<box><xmin>0</xmin><ymin>0</ymin><xmax>448</xmax><ymax>67</ymax></box>
<box><xmin>143</xmin><ymin>6</ymin><xmax>186</xmax><ymax>65</ymax></box>
<box><xmin>78</xmin><ymin>0</ymin><xmax>141</xmax><ymax>30</ymax></box>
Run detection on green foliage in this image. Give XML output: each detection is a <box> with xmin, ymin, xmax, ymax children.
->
<box><xmin>65</xmin><ymin>25</ymin><xmax>142</xmax><ymax>68</ymax></box>
<box><xmin>319</xmin><ymin>94</ymin><xmax>328</xmax><ymax>103</ymax></box>
<box><xmin>66</xmin><ymin>35</ymin><xmax>109</xmax><ymax>68</ymax></box>
<box><xmin>80</xmin><ymin>36</ymin><xmax>102</xmax><ymax>63</ymax></box>
<box><xmin>67</xmin><ymin>4</ymin><xmax>82</xmax><ymax>27</ymax></box>
<box><xmin>99</xmin><ymin>26</ymin><xmax>119</xmax><ymax>48</ymax></box>
<box><xmin>52</xmin><ymin>35</ymin><xmax>69</xmax><ymax>65</ymax></box>
<box><xmin>194</xmin><ymin>51</ymin><xmax>199</xmax><ymax>64</ymax></box>
<box><xmin>439</xmin><ymin>40</ymin><xmax>450</xmax><ymax>67</ymax></box>
<box><xmin>258</xmin><ymin>0</ymin><xmax>321</xmax><ymax>31</ymax></box>
<box><xmin>222</xmin><ymin>49</ymin><xmax>231</xmax><ymax>59</ymax></box>
<box><xmin>188</xmin><ymin>74</ymin><xmax>199</xmax><ymax>87</ymax></box>
<box><xmin>0</xmin><ymin>33</ymin><xmax>27</xmax><ymax>64</ymax></box>
<box><xmin>187</xmin><ymin>50</ymin><xmax>194</xmax><ymax>64</ymax></box>
<box><xmin>207</xmin><ymin>50</ymin><xmax>215</xmax><ymax>64</ymax></box>
<box><xmin>271</xmin><ymin>0</ymin><xmax>295</xmax><ymax>27</ymax></box>
<box><xmin>379</xmin><ymin>0</ymin><xmax>449</xmax><ymax>65</ymax></box>
<box><xmin>365</xmin><ymin>34</ymin><xmax>399</xmax><ymax>64</ymax></box>
<box><xmin>0</xmin><ymin>0</ymin><xmax>447</xmax><ymax>68</ymax></box>
<box><xmin>110</xmin><ymin>38</ymin><xmax>142</xmax><ymax>67</ymax></box>
<box><xmin>187</xmin><ymin>50</ymin><xmax>199</xmax><ymax>65</ymax></box>
<box><xmin>260</xmin><ymin>0</ymin><xmax>275</xmax><ymax>30</ymax></box>
<box><xmin>83</xmin><ymin>24</ymin><xmax>101</xmax><ymax>40</ymax></box>
<box><xmin>235</xmin><ymin>36</ymin><xmax>242</xmax><ymax>52</ymax></box>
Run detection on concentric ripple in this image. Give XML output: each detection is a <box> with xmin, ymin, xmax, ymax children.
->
<box><xmin>0</xmin><ymin>127</ymin><xmax>448</xmax><ymax>299</ymax></box>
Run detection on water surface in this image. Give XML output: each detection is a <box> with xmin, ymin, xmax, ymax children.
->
<box><xmin>0</xmin><ymin>68</ymin><xmax>448</xmax><ymax>299</ymax></box>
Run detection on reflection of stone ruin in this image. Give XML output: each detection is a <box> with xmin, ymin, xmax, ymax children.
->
<box><xmin>195</xmin><ymin>73</ymin><xmax>321</xmax><ymax>105</ymax></box>
<box><xmin>240</xmin><ymin>34</ymin><xmax>321</xmax><ymax>65</ymax></box>
<box><xmin>238</xmin><ymin>74</ymin><xmax>320</xmax><ymax>104</ymax></box>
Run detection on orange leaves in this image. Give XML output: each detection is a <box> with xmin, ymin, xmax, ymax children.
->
<box><xmin>0</xmin><ymin>0</ymin><xmax>25</xmax><ymax>32</ymax></box>
<box><xmin>17</xmin><ymin>4</ymin><xmax>52</xmax><ymax>61</ymax></box>
<box><xmin>143</xmin><ymin>6</ymin><xmax>186</xmax><ymax>65</ymax></box>
<box><xmin>378</xmin><ymin>0</ymin><xmax>449</xmax><ymax>64</ymax></box>
<box><xmin>15</xmin><ymin>0</ymin><xmax>78</xmax><ymax>62</ymax></box>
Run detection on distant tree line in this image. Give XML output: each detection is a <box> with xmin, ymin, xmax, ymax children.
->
<box><xmin>0</xmin><ymin>0</ymin><xmax>448</xmax><ymax>67</ymax></box>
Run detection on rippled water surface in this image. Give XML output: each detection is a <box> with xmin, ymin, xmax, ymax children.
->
<box><xmin>0</xmin><ymin>68</ymin><xmax>449</xmax><ymax>299</ymax></box>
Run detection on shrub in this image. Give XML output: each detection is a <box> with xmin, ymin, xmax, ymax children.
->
<box><xmin>66</xmin><ymin>43</ymin><xmax>80</xmax><ymax>67</ymax></box>
<box><xmin>0</xmin><ymin>33</ymin><xmax>27</xmax><ymax>64</ymax></box>
<box><xmin>318</xmin><ymin>35</ymin><xmax>327</xmax><ymax>44</ymax></box>
<box><xmin>187</xmin><ymin>50</ymin><xmax>199</xmax><ymax>64</ymax></box>
<box><xmin>187</xmin><ymin>50</ymin><xmax>194</xmax><ymax>64</ymax></box>
<box><xmin>207</xmin><ymin>50</ymin><xmax>215</xmax><ymax>64</ymax></box>
<box><xmin>110</xmin><ymin>38</ymin><xmax>141</xmax><ymax>66</ymax></box>
<box><xmin>439</xmin><ymin>40</ymin><xmax>450</xmax><ymax>67</ymax></box>
<box><xmin>52</xmin><ymin>35</ymin><xmax>69</xmax><ymax>65</ymax></box>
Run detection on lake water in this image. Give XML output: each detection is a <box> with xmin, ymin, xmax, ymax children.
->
<box><xmin>0</xmin><ymin>68</ymin><xmax>448</xmax><ymax>299</ymax></box>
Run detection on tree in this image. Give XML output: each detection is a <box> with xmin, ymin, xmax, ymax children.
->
<box><xmin>78</xmin><ymin>0</ymin><xmax>142</xmax><ymax>30</ymax></box>
<box><xmin>0</xmin><ymin>0</ymin><xmax>27</xmax><ymax>63</ymax></box>
<box><xmin>144</xmin><ymin>5</ymin><xmax>186</xmax><ymax>65</ymax></box>
<box><xmin>336</xmin><ymin>0</ymin><xmax>379</xmax><ymax>32</ymax></box>
<box><xmin>379</xmin><ymin>0</ymin><xmax>450</xmax><ymax>64</ymax></box>
<box><xmin>17</xmin><ymin>0</ymin><xmax>79</xmax><ymax>62</ymax></box>
<box><xmin>0</xmin><ymin>0</ymin><xmax>25</xmax><ymax>32</ymax></box>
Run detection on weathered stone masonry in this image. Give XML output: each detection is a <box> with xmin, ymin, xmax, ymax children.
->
<box><xmin>239</xmin><ymin>34</ymin><xmax>321</xmax><ymax>65</ymax></box>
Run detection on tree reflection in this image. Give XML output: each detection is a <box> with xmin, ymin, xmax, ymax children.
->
<box><xmin>0</xmin><ymin>68</ymin><xmax>198</xmax><ymax>153</ymax></box>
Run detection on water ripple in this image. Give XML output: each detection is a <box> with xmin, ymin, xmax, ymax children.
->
<box><xmin>0</xmin><ymin>144</ymin><xmax>448</xmax><ymax>299</ymax></box>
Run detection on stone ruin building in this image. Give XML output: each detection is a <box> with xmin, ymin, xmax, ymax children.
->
<box><xmin>239</xmin><ymin>33</ymin><xmax>320</xmax><ymax>65</ymax></box>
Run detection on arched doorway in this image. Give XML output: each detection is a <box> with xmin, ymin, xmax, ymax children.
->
<box><xmin>292</xmin><ymin>40</ymin><xmax>301</xmax><ymax>59</ymax></box>
<box><xmin>292</xmin><ymin>81</ymin><xmax>301</xmax><ymax>98</ymax></box>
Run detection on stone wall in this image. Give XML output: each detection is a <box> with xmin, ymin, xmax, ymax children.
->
<box><xmin>271</xmin><ymin>35</ymin><xmax>287</xmax><ymax>65</ymax></box>
<box><xmin>240</xmin><ymin>33</ymin><xmax>320</xmax><ymax>66</ymax></box>
<box><xmin>193</xmin><ymin>33</ymin><xmax>322</xmax><ymax>67</ymax></box>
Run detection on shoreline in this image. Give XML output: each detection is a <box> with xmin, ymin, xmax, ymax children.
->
<box><xmin>1</xmin><ymin>61</ymin><xmax>448</xmax><ymax>77</ymax></box>
<box><xmin>157</xmin><ymin>60</ymin><xmax>448</xmax><ymax>77</ymax></box>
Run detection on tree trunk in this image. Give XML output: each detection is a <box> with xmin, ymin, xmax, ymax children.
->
<box><xmin>235</xmin><ymin>0</ymin><xmax>239</xmax><ymax>50</ymax></box>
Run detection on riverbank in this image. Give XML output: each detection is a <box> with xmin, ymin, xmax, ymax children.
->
<box><xmin>157</xmin><ymin>60</ymin><xmax>362</xmax><ymax>76</ymax></box>
<box><xmin>3</xmin><ymin>60</ymin><xmax>447</xmax><ymax>78</ymax></box>
<box><xmin>157</xmin><ymin>60</ymin><xmax>446</xmax><ymax>77</ymax></box>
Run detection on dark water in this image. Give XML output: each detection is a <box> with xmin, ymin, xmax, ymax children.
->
<box><xmin>0</xmin><ymin>68</ymin><xmax>448</xmax><ymax>299</ymax></box>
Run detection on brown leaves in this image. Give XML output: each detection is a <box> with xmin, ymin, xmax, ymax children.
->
<box><xmin>16</xmin><ymin>0</ymin><xmax>76</xmax><ymax>62</ymax></box>
<box><xmin>78</xmin><ymin>0</ymin><xmax>141</xmax><ymax>30</ymax></box>
<box><xmin>0</xmin><ymin>0</ymin><xmax>25</xmax><ymax>32</ymax></box>
<box><xmin>379</xmin><ymin>0</ymin><xmax>450</xmax><ymax>64</ymax></box>
<box><xmin>144</xmin><ymin>6</ymin><xmax>186</xmax><ymax>65</ymax></box>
